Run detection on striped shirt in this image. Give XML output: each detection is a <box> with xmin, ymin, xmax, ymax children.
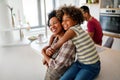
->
<box><xmin>70</xmin><ymin>24</ymin><xmax>100</xmax><ymax>64</ymax></box>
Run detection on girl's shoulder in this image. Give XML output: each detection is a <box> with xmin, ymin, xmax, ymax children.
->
<box><xmin>70</xmin><ymin>25</ymin><xmax>83</xmax><ymax>33</ymax></box>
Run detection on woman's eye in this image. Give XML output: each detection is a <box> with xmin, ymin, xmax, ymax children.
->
<box><xmin>53</xmin><ymin>21</ymin><xmax>57</xmax><ymax>24</ymax></box>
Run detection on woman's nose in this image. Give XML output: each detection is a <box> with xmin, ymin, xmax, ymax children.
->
<box><xmin>50</xmin><ymin>25</ymin><xmax>55</xmax><ymax>30</ymax></box>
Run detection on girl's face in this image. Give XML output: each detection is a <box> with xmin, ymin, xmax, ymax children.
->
<box><xmin>62</xmin><ymin>14</ymin><xmax>77</xmax><ymax>30</ymax></box>
<box><xmin>49</xmin><ymin>17</ymin><xmax>63</xmax><ymax>35</ymax></box>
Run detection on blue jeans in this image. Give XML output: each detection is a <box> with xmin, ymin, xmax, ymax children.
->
<box><xmin>60</xmin><ymin>60</ymin><xmax>100</xmax><ymax>80</ymax></box>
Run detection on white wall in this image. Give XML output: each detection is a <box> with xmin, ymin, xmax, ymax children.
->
<box><xmin>87</xmin><ymin>5</ymin><xmax>100</xmax><ymax>20</ymax></box>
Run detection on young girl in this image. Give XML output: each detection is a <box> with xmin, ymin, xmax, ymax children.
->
<box><xmin>47</xmin><ymin>5</ymin><xmax>101</xmax><ymax>80</ymax></box>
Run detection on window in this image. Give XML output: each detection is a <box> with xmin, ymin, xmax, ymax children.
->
<box><xmin>22</xmin><ymin>0</ymin><xmax>55</xmax><ymax>28</ymax></box>
<box><xmin>22</xmin><ymin>0</ymin><xmax>80</xmax><ymax>28</ymax></box>
<box><xmin>22</xmin><ymin>0</ymin><xmax>38</xmax><ymax>27</ymax></box>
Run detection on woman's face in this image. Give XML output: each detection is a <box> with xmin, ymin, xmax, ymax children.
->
<box><xmin>49</xmin><ymin>17</ymin><xmax>63</xmax><ymax>35</ymax></box>
<box><xmin>62</xmin><ymin>14</ymin><xmax>77</xmax><ymax>30</ymax></box>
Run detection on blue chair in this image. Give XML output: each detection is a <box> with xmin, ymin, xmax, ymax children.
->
<box><xmin>103</xmin><ymin>37</ymin><xmax>114</xmax><ymax>48</ymax></box>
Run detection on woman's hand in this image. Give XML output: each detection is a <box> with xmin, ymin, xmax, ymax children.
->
<box><xmin>42</xmin><ymin>58</ymin><xmax>47</xmax><ymax>65</ymax></box>
<box><xmin>42</xmin><ymin>58</ymin><xmax>48</xmax><ymax>67</ymax></box>
<box><xmin>46</xmin><ymin>47</ymin><xmax>55</xmax><ymax>56</ymax></box>
<box><xmin>42</xmin><ymin>45</ymin><xmax>50</xmax><ymax>51</ymax></box>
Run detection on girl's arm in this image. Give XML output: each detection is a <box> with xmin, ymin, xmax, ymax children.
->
<box><xmin>48</xmin><ymin>40</ymin><xmax>75</xmax><ymax>69</ymax></box>
<box><xmin>52</xmin><ymin>29</ymin><xmax>76</xmax><ymax>50</ymax></box>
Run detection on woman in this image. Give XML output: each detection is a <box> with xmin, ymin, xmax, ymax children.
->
<box><xmin>41</xmin><ymin>10</ymin><xmax>75</xmax><ymax>80</ymax></box>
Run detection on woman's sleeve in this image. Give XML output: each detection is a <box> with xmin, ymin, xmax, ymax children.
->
<box><xmin>48</xmin><ymin>40</ymin><xmax>75</xmax><ymax>69</ymax></box>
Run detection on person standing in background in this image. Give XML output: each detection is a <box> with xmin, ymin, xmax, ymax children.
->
<box><xmin>80</xmin><ymin>6</ymin><xmax>103</xmax><ymax>45</ymax></box>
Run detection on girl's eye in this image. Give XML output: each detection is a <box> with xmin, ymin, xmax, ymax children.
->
<box><xmin>63</xmin><ymin>19</ymin><xmax>69</xmax><ymax>22</ymax></box>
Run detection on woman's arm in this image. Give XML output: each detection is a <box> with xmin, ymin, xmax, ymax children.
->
<box><xmin>49</xmin><ymin>34</ymin><xmax>56</xmax><ymax>46</ymax></box>
<box><xmin>41</xmin><ymin>48</ymin><xmax>50</xmax><ymax>64</ymax></box>
<box><xmin>42</xmin><ymin>34</ymin><xmax>56</xmax><ymax>56</ymax></box>
<box><xmin>41</xmin><ymin>34</ymin><xmax>56</xmax><ymax>66</ymax></box>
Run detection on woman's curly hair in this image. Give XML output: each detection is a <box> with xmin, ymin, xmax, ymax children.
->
<box><xmin>47</xmin><ymin>10</ymin><xmax>62</xmax><ymax>27</ymax></box>
<box><xmin>56</xmin><ymin>5</ymin><xmax>84</xmax><ymax>25</ymax></box>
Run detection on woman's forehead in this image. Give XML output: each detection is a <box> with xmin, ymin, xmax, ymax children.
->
<box><xmin>50</xmin><ymin>17</ymin><xmax>58</xmax><ymax>21</ymax></box>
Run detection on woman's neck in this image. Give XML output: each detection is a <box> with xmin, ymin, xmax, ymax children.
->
<box><xmin>57</xmin><ymin>31</ymin><xmax>65</xmax><ymax>39</ymax></box>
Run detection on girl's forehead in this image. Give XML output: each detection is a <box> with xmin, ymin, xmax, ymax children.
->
<box><xmin>63</xmin><ymin>14</ymin><xmax>70</xmax><ymax>17</ymax></box>
<box><xmin>63</xmin><ymin>14</ymin><xmax>72</xmax><ymax>19</ymax></box>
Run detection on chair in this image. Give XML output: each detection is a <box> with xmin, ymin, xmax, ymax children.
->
<box><xmin>103</xmin><ymin>37</ymin><xmax>114</xmax><ymax>48</ymax></box>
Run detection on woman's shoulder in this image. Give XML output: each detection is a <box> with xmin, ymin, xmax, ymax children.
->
<box><xmin>61</xmin><ymin>39</ymin><xmax>74</xmax><ymax>47</ymax></box>
<box><xmin>63</xmin><ymin>39</ymin><xmax>73</xmax><ymax>44</ymax></box>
